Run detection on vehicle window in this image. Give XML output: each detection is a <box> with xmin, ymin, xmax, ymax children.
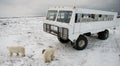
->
<box><xmin>57</xmin><ymin>11</ymin><xmax>72</xmax><ymax>23</ymax></box>
<box><xmin>75</xmin><ymin>14</ymin><xmax>78</xmax><ymax>23</ymax></box>
<box><xmin>75</xmin><ymin>13</ymin><xmax>114</xmax><ymax>23</ymax></box>
<box><xmin>46</xmin><ymin>10</ymin><xmax>57</xmax><ymax>21</ymax></box>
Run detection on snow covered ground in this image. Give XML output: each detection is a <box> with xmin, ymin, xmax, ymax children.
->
<box><xmin>0</xmin><ymin>17</ymin><xmax>120</xmax><ymax>66</ymax></box>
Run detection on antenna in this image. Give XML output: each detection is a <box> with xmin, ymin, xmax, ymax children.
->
<box><xmin>73</xmin><ymin>0</ymin><xmax>77</xmax><ymax>8</ymax></box>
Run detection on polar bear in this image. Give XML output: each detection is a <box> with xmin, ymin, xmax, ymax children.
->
<box><xmin>42</xmin><ymin>48</ymin><xmax>57</xmax><ymax>63</ymax></box>
<box><xmin>7</xmin><ymin>46</ymin><xmax>25</xmax><ymax>57</ymax></box>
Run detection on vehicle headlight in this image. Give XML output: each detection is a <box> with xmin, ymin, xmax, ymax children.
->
<box><xmin>63</xmin><ymin>28</ymin><xmax>68</xmax><ymax>39</ymax></box>
<box><xmin>58</xmin><ymin>28</ymin><xmax>68</xmax><ymax>40</ymax></box>
<box><xmin>43</xmin><ymin>23</ymin><xmax>50</xmax><ymax>32</ymax></box>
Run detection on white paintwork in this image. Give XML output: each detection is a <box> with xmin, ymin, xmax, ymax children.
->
<box><xmin>116</xmin><ymin>18</ymin><xmax>120</xmax><ymax>27</ymax></box>
<box><xmin>44</xmin><ymin>7</ymin><xmax>118</xmax><ymax>42</ymax></box>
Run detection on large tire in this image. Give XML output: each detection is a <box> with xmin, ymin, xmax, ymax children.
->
<box><xmin>57</xmin><ymin>36</ymin><xmax>69</xmax><ymax>43</ymax></box>
<box><xmin>72</xmin><ymin>35</ymin><xmax>88</xmax><ymax>50</ymax></box>
<box><xmin>98</xmin><ymin>30</ymin><xmax>109</xmax><ymax>40</ymax></box>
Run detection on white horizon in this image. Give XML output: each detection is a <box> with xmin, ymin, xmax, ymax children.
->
<box><xmin>0</xmin><ymin>0</ymin><xmax>120</xmax><ymax>17</ymax></box>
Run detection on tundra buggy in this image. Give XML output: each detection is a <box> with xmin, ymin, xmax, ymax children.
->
<box><xmin>43</xmin><ymin>7</ymin><xmax>118</xmax><ymax>50</ymax></box>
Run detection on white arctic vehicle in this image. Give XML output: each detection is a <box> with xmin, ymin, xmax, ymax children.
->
<box><xmin>43</xmin><ymin>7</ymin><xmax>118</xmax><ymax>50</ymax></box>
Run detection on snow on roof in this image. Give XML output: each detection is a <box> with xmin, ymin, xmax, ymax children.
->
<box><xmin>48</xmin><ymin>6</ymin><xmax>117</xmax><ymax>15</ymax></box>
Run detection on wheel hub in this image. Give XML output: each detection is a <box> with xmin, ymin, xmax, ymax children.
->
<box><xmin>78</xmin><ymin>40</ymin><xmax>85</xmax><ymax>47</ymax></box>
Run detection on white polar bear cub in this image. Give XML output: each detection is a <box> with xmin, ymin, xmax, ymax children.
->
<box><xmin>7</xmin><ymin>46</ymin><xmax>25</xmax><ymax>57</ymax></box>
<box><xmin>42</xmin><ymin>48</ymin><xmax>57</xmax><ymax>63</ymax></box>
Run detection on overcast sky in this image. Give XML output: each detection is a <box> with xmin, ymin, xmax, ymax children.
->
<box><xmin>0</xmin><ymin>0</ymin><xmax>120</xmax><ymax>17</ymax></box>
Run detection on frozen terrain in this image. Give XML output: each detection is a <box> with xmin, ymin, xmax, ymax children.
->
<box><xmin>0</xmin><ymin>17</ymin><xmax>120</xmax><ymax>66</ymax></box>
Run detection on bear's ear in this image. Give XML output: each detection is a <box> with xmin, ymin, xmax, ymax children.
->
<box><xmin>42</xmin><ymin>49</ymin><xmax>45</xmax><ymax>54</ymax></box>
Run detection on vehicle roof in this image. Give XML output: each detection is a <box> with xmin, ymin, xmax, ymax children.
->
<box><xmin>48</xmin><ymin>7</ymin><xmax>117</xmax><ymax>15</ymax></box>
<box><xmin>48</xmin><ymin>7</ymin><xmax>74</xmax><ymax>11</ymax></box>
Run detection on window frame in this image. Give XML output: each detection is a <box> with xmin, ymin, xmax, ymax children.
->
<box><xmin>46</xmin><ymin>10</ymin><xmax>58</xmax><ymax>21</ymax></box>
<box><xmin>75</xmin><ymin>13</ymin><xmax>114</xmax><ymax>23</ymax></box>
<box><xmin>57</xmin><ymin>11</ymin><xmax>73</xmax><ymax>23</ymax></box>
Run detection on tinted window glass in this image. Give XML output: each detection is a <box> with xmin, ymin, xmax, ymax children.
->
<box><xmin>57</xmin><ymin>11</ymin><xmax>72</xmax><ymax>23</ymax></box>
<box><xmin>46</xmin><ymin>10</ymin><xmax>57</xmax><ymax>21</ymax></box>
